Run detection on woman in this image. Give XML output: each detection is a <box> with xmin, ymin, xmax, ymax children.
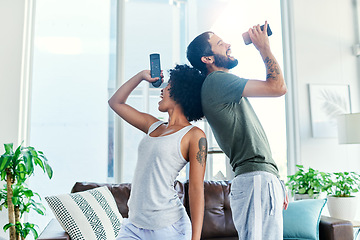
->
<box><xmin>109</xmin><ymin>64</ymin><xmax>207</xmax><ymax>240</ymax></box>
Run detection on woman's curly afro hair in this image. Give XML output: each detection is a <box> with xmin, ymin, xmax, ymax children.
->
<box><xmin>168</xmin><ymin>64</ymin><xmax>206</xmax><ymax>122</ymax></box>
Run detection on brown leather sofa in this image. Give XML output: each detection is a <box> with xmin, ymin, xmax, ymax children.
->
<box><xmin>38</xmin><ymin>180</ymin><xmax>354</xmax><ymax>240</ymax></box>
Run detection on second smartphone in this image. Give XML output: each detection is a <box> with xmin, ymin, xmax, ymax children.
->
<box><xmin>242</xmin><ymin>24</ymin><xmax>272</xmax><ymax>45</ymax></box>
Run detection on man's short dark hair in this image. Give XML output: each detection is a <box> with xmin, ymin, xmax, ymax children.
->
<box><xmin>168</xmin><ymin>64</ymin><xmax>205</xmax><ymax>122</ymax></box>
<box><xmin>186</xmin><ymin>31</ymin><xmax>214</xmax><ymax>75</ymax></box>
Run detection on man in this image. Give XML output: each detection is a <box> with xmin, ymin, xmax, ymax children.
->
<box><xmin>186</xmin><ymin>21</ymin><xmax>288</xmax><ymax>239</ymax></box>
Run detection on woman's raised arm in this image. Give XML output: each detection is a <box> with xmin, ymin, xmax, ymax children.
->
<box><xmin>108</xmin><ymin>70</ymin><xmax>163</xmax><ymax>133</ymax></box>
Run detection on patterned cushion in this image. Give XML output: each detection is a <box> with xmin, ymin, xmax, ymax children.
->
<box><xmin>45</xmin><ymin>186</ymin><xmax>123</xmax><ymax>240</ymax></box>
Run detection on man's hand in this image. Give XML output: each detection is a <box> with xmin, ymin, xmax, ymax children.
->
<box><xmin>283</xmin><ymin>191</ymin><xmax>289</xmax><ymax>210</ymax></box>
<box><xmin>248</xmin><ymin>21</ymin><xmax>270</xmax><ymax>52</ymax></box>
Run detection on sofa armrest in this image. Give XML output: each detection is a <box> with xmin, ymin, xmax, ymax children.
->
<box><xmin>319</xmin><ymin>216</ymin><xmax>353</xmax><ymax>240</ymax></box>
<box><xmin>37</xmin><ymin>219</ymin><xmax>70</xmax><ymax>240</ymax></box>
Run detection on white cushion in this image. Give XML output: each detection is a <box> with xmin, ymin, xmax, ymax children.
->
<box><xmin>45</xmin><ymin>186</ymin><xmax>122</xmax><ymax>240</ymax></box>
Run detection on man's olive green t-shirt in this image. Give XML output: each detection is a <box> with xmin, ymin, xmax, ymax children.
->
<box><xmin>201</xmin><ymin>71</ymin><xmax>279</xmax><ymax>177</ymax></box>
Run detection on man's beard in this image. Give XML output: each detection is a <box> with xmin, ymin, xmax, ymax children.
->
<box><xmin>214</xmin><ymin>54</ymin><xmax>238</xmax><ymax>69</ymax></box>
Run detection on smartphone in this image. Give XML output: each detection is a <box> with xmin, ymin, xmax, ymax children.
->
<box><xmin>150</xmin><ymin>53</ymin><xmax>162</xmax><ymax>87</ymax></box>
<box><xmin>242</xmin><ymin>24</ymin><xmax>272</xmax><ymax>45</ymax></box>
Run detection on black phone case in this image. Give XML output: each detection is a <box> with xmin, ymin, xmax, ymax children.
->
<box><xmin>150</xmin><ymin>53</ymin><xmax>161</xmax><ymax>87</ymax></box>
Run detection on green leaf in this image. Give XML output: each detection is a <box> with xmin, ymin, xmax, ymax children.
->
<box><xmin>12</xmin><ymin>144</ymin><xmax>22</xmax><ymax>163</ymax></box>
<box><xmin>33</xmin><ymin>157</ymin><xmax>45</xmax><ymax>171</ymax></box>
<box><xmin>12</xmin><ymin>196</ymin><xmax>20</xmax><ymax>206</ymax></box>
<box><xmin>4</xmin><ymin>143</ymin><xmax>13</xmax><ymax>155</ymax></box>
<box><xmin>44</xmin><ymin>162</ymin><xmax>53</xmax><ymax>179</ymax></box>
<box><xmin>23</xmin><ymin>189</ymin><xmax>34</xmax><ymax>198</ymax></box>
<box><xmin>298</xmin><ymin>188</ymin><xmax>306</xmax><ymax>194</ymax></box>
<box><xmin>22</xmin><ymin>150</ymin><xmax>34</xmax><ymax>175</ymax></box>
<box><xmin>38</xmin><ymin>153</ymin><xmax>52</xmax><ymax>177</ymax></box>
<box><xmin>29</xmin><ymin>150</ymin><xmax>38</xmax><ymax>157</ymax></box>
<box><xmin>16</xmin><ymin>163</ymin><xmax>27</xmax><ymax>182</ymax></box>
<box><xmin>37</xmin><ymin>152</ymin><xmax>47</xmax><ymax>161</ymax></box>
<box><xmin>24</xmin><ymin>222</ymin><xmax>39</xmax><ymax>239</ymax></box>
<box><xmin>32</xmin><ymin>206</ymin><xmax>45</xmax><ymax>215</ymax></box>
<box><xmin>0</xmin><ymin>156</ymin><xmax>12</xmax><ymax>172</ymax></box>
<box><xmin>3</xmin><ymin>223</ymin><xmax>15</xmax><ymax>231</ymax></box>
<box><xmin>0</xmin><ymin>171</ymin><xmax>5</xmax><ymax>181</ymax></box>
<box><xmin>308</xmin><ymin>188</ymin><xmax>314</xmax><ymax>196</ymax></box>
<box><xmin>31</xmin><ymin>228</ymin><xmax>39</xmax><ymax>239</ymax></box>
<box><xmin>33</xmin><ymin>192</ymin><xmax>41</xmax><ymax>199</ymax></box>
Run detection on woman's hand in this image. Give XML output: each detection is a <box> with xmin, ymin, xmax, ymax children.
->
<box><xmin>141</xmin><ymin>70</ymin><xmax>164</xmax><ymax>85</ymax></box>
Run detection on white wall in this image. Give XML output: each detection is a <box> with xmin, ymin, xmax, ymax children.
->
<box><xmin>290</xmin><ymin>0</ymin><xmax>360</xmax><ymax>219</ymax></box>
<box><xmin>0</xmin><ymin>1</ymin><xmax>25</xmax><ymax>145</ymax></box>
<box><xmin>292</xmin><ymin>0</ymin><xmax>360</xmax><ymax>171</ymax></box>
<box><xmin>0</xmin><ymin>0</ymin><xmax>27</xmax><ymax>239</ymax></box>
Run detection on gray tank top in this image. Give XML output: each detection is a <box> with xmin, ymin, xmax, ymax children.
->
<box><xmin>128</xmin><ymin>121</ymin><xmax>194</xmax><ymax>230</ymax></box>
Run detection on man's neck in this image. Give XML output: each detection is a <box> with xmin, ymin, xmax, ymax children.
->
<box><xmin>207</xmin><ymin>66</ymin><xmax>229</xmax><ymax>75</ymax></box>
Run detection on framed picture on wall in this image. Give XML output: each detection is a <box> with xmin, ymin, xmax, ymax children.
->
<box><xmin>309</xmin><ymin>84</ymin><xmax>351</xmax><ymax>138</ymax></box>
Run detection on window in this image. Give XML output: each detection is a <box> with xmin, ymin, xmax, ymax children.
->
<box><xmin>29</xmin><ymin>0</ymin><xmax>114</xmax><ymax>230</ymax></box>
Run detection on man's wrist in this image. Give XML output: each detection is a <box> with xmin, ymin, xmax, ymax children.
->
<box><xmin>259</xmin><ymin>48</ymin><xmax>273</xmax><ymax>60</ymax></box>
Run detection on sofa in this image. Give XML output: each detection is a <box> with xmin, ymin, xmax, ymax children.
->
<box><xmin>38</xmin><ymin>180</ymin><xmax>354</xmax><ymax>240</ymax></box>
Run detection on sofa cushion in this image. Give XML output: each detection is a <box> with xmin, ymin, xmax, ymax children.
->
<box><xmin>283</xmin><ymin>199</ymin><xmax>327</xmax><ymax>240</ymax></box>
<box><xmin>71</xmin><ymin>182</ymin><xmax>132</xmax><ymax>218</ymax></box>
<box><xmin>45</xmin><ymin>186</ymin><xmax>123</xmax><ymax>240</ymax></box>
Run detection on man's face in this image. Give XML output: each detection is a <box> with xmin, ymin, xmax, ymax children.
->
<box><xmin>208</xmin><ymin>33</ymin><xmax>238</xmax><ymax>69</ymax></box>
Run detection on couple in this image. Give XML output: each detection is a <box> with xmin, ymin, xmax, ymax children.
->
<box><xmin>109</xmin><ymin>21</ymin><xmax>288</xmax><ymax>240</ymax></box>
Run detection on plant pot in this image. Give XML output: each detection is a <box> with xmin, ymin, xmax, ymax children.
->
<box><xmin>327</xmin><ymin>195</ymin><xmax>357</xmax><ymax>221</ymax></box>
<box><xmin>294</xmin><ymin>193</ymin><xmax>319</xmax><ymax>200</ymax></box>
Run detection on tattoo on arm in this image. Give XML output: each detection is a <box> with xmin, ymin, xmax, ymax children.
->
<box><xmin>196</xmin><ymin>137</ymin><xmax>207</xmax><ymax>167</ymax></box>
<box><xmin>265</xmin><ymin>57</ymin><xmax>280</xmax><ymax>80</ymax></box>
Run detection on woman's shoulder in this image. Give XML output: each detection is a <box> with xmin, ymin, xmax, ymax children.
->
<box><xmin>187</xmin><ymin>125</ymin><xmax>206</xmax><ymax>139</ymax></box>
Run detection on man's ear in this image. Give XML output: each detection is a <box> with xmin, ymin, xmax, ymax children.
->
<box><xmin>201</xmin><ymin>56</ymin><xmax>214</xmax><ymax>64</ymax></box>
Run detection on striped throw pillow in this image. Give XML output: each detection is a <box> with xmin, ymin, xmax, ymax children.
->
<box><xmin>45</xmin><ymin>186</ymin><xmax>123</xmax><ymax>240</ymax></box>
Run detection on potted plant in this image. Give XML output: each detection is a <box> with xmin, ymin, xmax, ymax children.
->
<box><xmin>286</xmin><ymin>165</ymin><xmax>326</xmax><ymax>200</ymax></box>
<box><xmin>0</xmin><ymin>143</ymin><xmax>53</xmax><ymax>240</ymax></box>
<box><xmin>322</xmin><ymin>171</ymin><xmax>360</xmax><ymax>221</ymax></box>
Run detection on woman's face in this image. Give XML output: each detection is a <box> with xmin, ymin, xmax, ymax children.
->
<box><xmin>158</xmin><ymin>83</ymin><xmax>176</xmax><ymax>112</ymax></box>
